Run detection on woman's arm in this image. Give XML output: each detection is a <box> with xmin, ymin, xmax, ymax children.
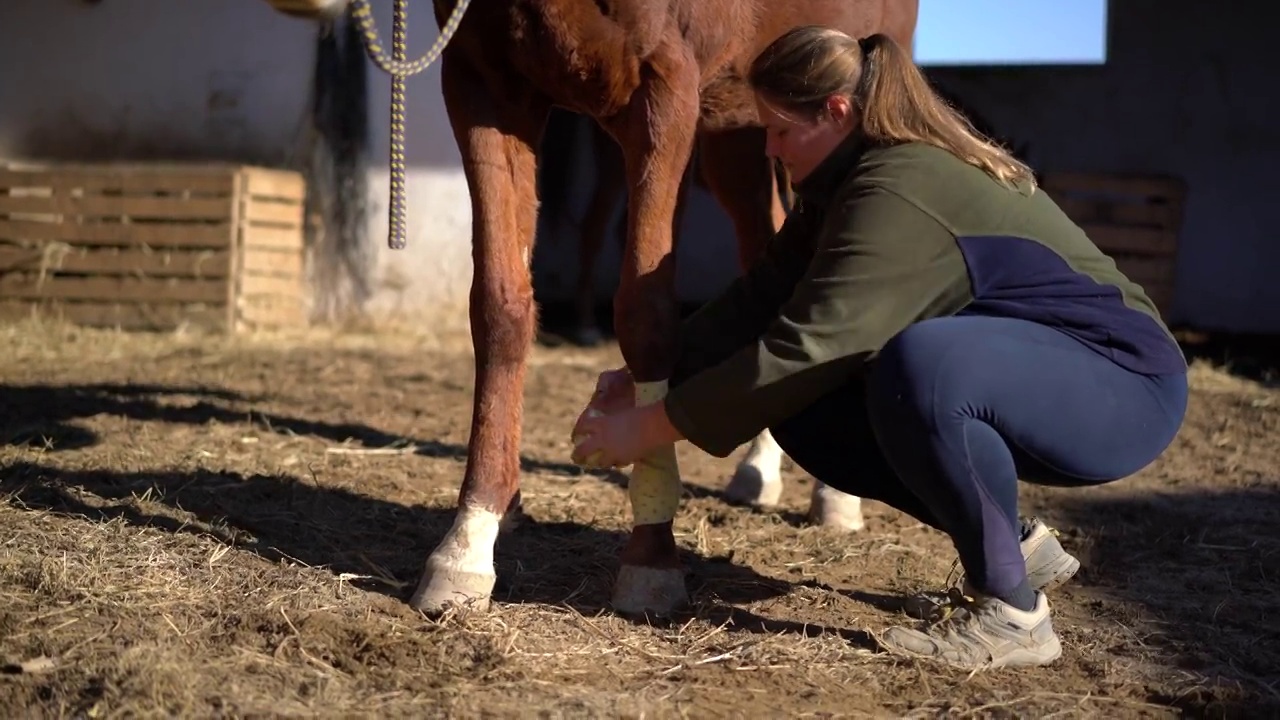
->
<box><xmin>664</xmin><ymin>183</ymin><xmax>974</xmax><ymax>457</ymax></box>
<box><xmin>669</xmin><ymin>204</ymin><xmax>820</xmax><ymax>383</ymax></box>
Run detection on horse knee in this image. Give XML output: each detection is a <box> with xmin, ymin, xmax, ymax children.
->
<box><xmin>472</xmin><ymin>269</ymin><xmax>537</xmax><ymax>362</ymax></box>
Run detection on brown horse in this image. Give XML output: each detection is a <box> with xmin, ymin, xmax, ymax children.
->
<box><xmin>263</xmin><ymin>0</ymin><xmax>919</xmax><ymax>617</ymax></box>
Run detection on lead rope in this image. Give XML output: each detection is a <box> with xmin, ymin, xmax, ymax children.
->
<box><xmin>346</xmin><ymin>0</ymin><xmax>472</xmax><ymax>249</ymax></box>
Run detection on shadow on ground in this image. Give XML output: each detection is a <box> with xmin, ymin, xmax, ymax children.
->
<box><xmin>0</xmin><ymin>381</ymin><xmax>782</xmax><ymax>519</ymax></box>
<box><xmin>0</xmin><ymin>382</ymin><xmax>596</xmax><ymax>478</ymax></box>
<box><xmin>0</xmin><ymin>460</ymin><xmax>801</xmax><ymax>629</ymax></box>
<box><xmin>1050</xmin><ymin>485</ymin><xmax>1280</xmax><ymax>717</ymax></box>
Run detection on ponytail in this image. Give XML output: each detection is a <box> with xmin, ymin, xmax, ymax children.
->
<box><xmin>750</xmin><ymin>27</ymin><xmax>1037</xmax><ymax>192</ymax></box>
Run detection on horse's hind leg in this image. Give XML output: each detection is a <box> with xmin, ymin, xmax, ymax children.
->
<box><xmin>410</xmin><ymin>52</ymin><xmax>550</xmax><ymax>614</ymax></box>
<box><xmin>697</xmin><ymin>127</ymin><xmax>864</xmax><ymax>532</ymax></box>
<box><xmin>600</xmin><ymin>41</ymin><xmax>701</xmax><ymax>617</ymax></box>
<box><xmin>571</xmin><ymin>121</ymin><xmax>627</xmax><ymax>347</ymax></box>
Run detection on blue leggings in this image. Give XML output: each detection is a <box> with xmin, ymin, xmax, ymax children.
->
<box><xmin>768</xmin><ymin>315</ymin><xmax>1188</xmax><ymax>598</ymax></box>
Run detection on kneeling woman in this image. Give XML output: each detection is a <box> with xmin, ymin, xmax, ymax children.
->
<box><xmin>571</xmin><ymin>25</ymin><xmax>1188</xmax><ymax>671</ymax></box>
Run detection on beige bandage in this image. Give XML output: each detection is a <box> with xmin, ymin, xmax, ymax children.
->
<box><xmin>628</xmin><ymin>379</ymin><xmax>682</xmax><ymax>526</ymax></box>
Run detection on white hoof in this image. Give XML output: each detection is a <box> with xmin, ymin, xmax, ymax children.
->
<box><xmin>611</xmin><ymin>565</ymin><xmax>688</xmax><ymax>617</ymax></box>
<box><xmin>725</xmin><ymin>429</ymin><xmax>784</xmax><ymax>508</ymax></box>
<box><xmin>409</xmin><ymin>505</ymin><xmax>501</xmax><ymax>614</ymax></box>
<box><xmin>808</xmin><ymin>482</ymin><xmax>865</xmax><ymax>532</ymax></box>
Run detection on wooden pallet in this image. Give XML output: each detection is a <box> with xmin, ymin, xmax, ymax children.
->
<box><xmin>1041</xmin><ymin>171</ymin><xmax>1186</xmax><ymax>319</ymax></box>
<box><xmin>0</xmin><ymin>161</ymin><xmax>308</xmax><ymax>333</ymax></box>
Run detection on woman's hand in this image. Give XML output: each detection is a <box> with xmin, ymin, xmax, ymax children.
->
<box><xmin>586</xmin><ymin>367</ymin><xmax>635</xmax><ymax>416</ymax></box>
<box><xmin>571</xmin><ymin>400</ymin><xmax>684</xmax><ymax>469</ymax></box>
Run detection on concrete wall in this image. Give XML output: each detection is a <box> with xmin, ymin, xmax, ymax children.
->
<box><xmin>0</xmin><ymin>0</ymin><xmax>473</xmax><ymax>330</ymax></box>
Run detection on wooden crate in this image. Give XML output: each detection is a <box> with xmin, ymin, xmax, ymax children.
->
<box><xmin>1041</xmin><ymin>171</ymin><xmax>1187</xmax><ymax>319</ymax></box>
<box><xmin>0</xmin><ymin>161</ymin><xmax>308</xmax><ymax>332</ymax></box>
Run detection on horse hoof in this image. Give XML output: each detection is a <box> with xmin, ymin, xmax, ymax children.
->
<box><xmin>410</xmin><ymin>506</ymin><xmax>501</xmax><ymax>615</ymax></box>
<box><xmin>725</xmin><ymin>463</ymin><xmax>782</xmax><ymax>508</ymax></box>
<box><xmin>808</xmin><ymin>483</ymin><xmax>865</xmax><ymax>532</ymax></box>
<box><xmin>409</xmin><ymin>562</ymin><xmax>496</xmax><ymax>615</ymax></box>
<box><xmin>611</xmin><ymin>565</ymin><xmax>688</xmax><ymax>617</ymax></box>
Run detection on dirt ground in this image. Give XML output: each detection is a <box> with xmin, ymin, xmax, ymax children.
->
<box><xmin>1</xmin><ymin>318</ymin><xmax>1277</xmax><ymax>719</ymax></box>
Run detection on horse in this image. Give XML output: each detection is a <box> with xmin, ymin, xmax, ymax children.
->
<box><xmin>261</xmin><ymin>0</ymin><xmax>920</xmax><ymax>617</ymax></box>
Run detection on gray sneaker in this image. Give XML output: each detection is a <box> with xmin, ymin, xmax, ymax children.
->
<box><xmin>878</xmin><ymin>591</ymin><xmax>1063</xmax><ymax>670</ymax></box>
<box><xmin>958</xmin><ymin>517</ymin><xmax>1081</xmax><ymax>594</ymax></box>
<box><xmin>905</xmin><ymin>517</ymin><xmax>1080</xmax><ymax>620</ymax></box>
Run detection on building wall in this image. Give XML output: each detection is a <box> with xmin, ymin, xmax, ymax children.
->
<box><xmin>3</xmin><ymin>1</ymin><xmax>1276</xmax><ymax>333</ymax></box>
<box><xmin>0</xmin><ymin>0</ymin><xmax>474</xmax><ymax>330</ymax></box>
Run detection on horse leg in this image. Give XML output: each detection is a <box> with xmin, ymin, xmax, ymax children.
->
<box><xmin>571</xmin><ymin>121</ymin><xmax>627</xmax><ymax>347</ymax></box>
<box><xmin>602</xmin><ymin>43</ymin><xmax>700</xmax><ymax>617</ymax></box>
<box><xmin>697</xmin><ymin>127</ymin><xmax>865</xmax><ymax>532</ymax></box>
<box><xmin>409</xmin><ymin>52</ymin><xmax>550</xmax><ymax>614</ymax></box>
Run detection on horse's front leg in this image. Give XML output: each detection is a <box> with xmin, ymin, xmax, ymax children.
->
<box><xmin>409</xmin><ymin>52</ymin><xmax>549</xmax><ymax>614</ymax></box>
<box><xmin>601</xmin><ymin>43</ymin><xmax>701</xmax><ymax>617</ymax></box>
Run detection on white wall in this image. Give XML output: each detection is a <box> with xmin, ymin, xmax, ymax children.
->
<box><xmin>0</xmin><ymin>0</ymin><xmax>473</xmax><ymax>330</ymax></box>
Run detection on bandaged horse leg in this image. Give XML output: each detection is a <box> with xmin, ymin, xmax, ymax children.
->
<box><xmin>610</xmin><ymin>378</ymin><xmax>687</xmax><ymax>613</ymax></box>
<box><xmin>601</xmin><ymin>40</ymin><xmax>699</xmax><ymax>617</ymax></box>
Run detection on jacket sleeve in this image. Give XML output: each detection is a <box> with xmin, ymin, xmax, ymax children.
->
<box><xmin>670</xmin><ymin>205</ymin><xmax>818</xmax><ymax>383</ymax></box>
<box><xmin>663</xmin><ymin>185</ymin><xmax>971</xmax><ymax>457</ymax></box>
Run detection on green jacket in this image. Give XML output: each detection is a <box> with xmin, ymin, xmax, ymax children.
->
<box><xmin>664</xmin><ymin>134</ymin><xmax>1186</xmax><ymax>458</ymax></box>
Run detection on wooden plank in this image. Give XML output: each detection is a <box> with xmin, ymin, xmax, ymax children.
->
<box><xmin>1113</xmin><ymin>256</ymin><xmax>1176</xmax><ymax>289</ymax></box>
<box><xmin>238</xmin><ymin>273</ymin><xmax>304</xmax><ymax>298</ymax></box>
<box><xmin>242</xmin><ymin>167</ymin><xmax>306</xmax><ymax>201</ymax></box>
<box><xmin>1055</xmin><ymin>196</ymin><xmax>1182</xmax><ymax>230</ymax></box>
<box><xmin>0</xmin><ymin>273</ymin><xmax>226</xmax><ymax>304</ymax></box>
<box><xmin>1082</xmin><ymin>224</ymin><xmax>1178</xmax><ymax>257</ymax></box>
<box><xmin>237</xmin><ymin>295</ymin><xmax>306</xmax><ymax>329</ymax></box>
<box><xmin>0</xmin><ymin>169</ymin><xmax>236</xmax><ymax>196</ymax></box>
<box><xmin>1040</xmin><ymin>172</ymin><xmax>1186</xmax><ymax>202</ymax></box>
<box><xmin>1137</xmin><ymin>281</ymin><xmax>1175</xmax><ymax>319</ymax></box>
<box><xmin>226</xmin><ymin>170</ymin><xmax>247</xmax><ymax>334</ymax></box>
<box><xmin>0</xmin><ymin>194</ymin><xmax>234</xmax><ymax>221</ymax></box>
<box><xmin>242</xmin><ymin>223</ymin><xmax>304</xmax><ymax>251</ymax></box>
<box><xmin>241</xmin><ymin>246</ymin><xmax>303</xmax><ymax>277</ymax></box>
<box><xmin>243</xmin><ymin>200</ymin><xmax>304</xmax><ymax>227</ymax></box>
<box><xmin>0</xmin><ymin>245</ymin><xmax>231</xmax><ymax>278</ymax></box>
<box><xmin>0</xmin><ymin>220</ymin><xmax>232</xmax><ymax>249</ymax></box>
<box><xmin>0</xmin><ymin>299</ymin><xmax>228</xmax><ymax>331</ymax></box>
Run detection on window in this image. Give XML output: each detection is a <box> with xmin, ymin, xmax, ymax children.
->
<box><xmin>913</xmin><ymin>0</ymin><xmax>1109</xmax><ymax>66</ymax></box>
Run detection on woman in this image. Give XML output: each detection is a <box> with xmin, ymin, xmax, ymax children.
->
<box><xmin>570</xmin><ymin>25</ymin><xmax>1188</xmax><ymax>671</ymax></box>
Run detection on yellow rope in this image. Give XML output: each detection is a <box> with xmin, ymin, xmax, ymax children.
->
<box><xmin>344</xmin><ymin>0</ymin><xmax>472</xmax><ymax>250</ymax></box>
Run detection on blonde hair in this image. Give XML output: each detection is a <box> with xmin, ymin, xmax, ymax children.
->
<box><xmin>748</xmin><ymin>25</ymin><xmax>1036</xmax><ymax>192</ymax></box>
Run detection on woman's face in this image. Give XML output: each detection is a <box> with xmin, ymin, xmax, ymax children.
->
<box><xmin>756</xmin><ymin>93</ymin><xmax>857</xmax><ymax>183</ymax></box>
